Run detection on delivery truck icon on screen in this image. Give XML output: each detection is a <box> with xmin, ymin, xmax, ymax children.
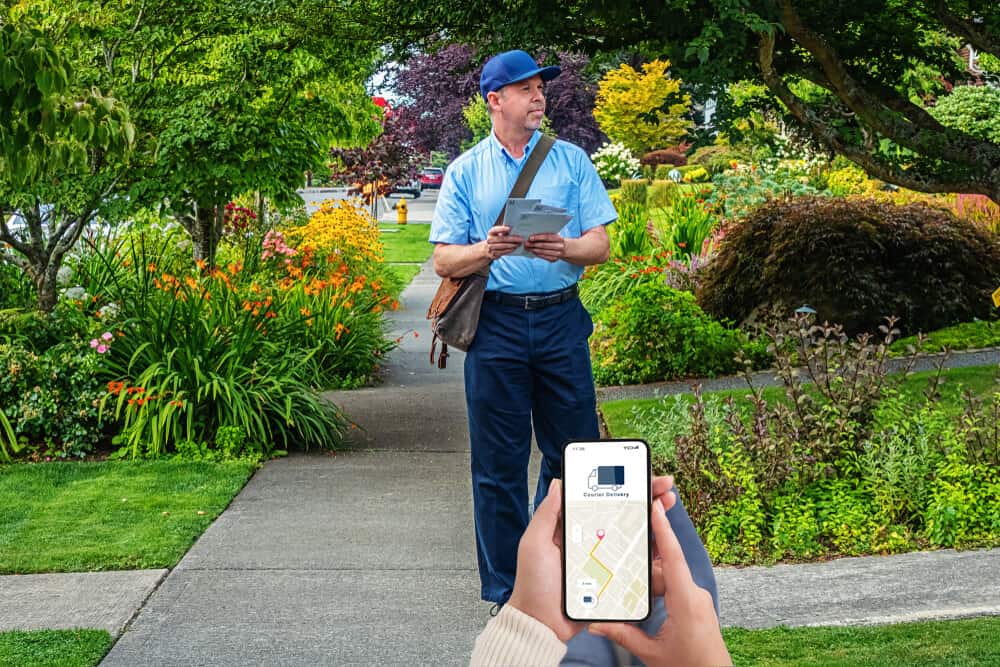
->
<box><xmin>588</xmin><ymin>466</ymin><xmax>625</xmax><ymax>492</ymax></box>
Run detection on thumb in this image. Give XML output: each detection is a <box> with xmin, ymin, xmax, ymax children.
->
<box><xmin>588</xmin><ymin>623</ymin><xmax>657</xmax><ymax>661</ymax></box>
<box><xmin>530</xmin><ymin>478</ymin><xmax>562</xmax><ymax>529</ymax></box>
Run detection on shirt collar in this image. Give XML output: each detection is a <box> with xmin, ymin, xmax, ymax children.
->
<box><xmin>489</xmin><ymin>129</ymin><xmax>543</xmax><ymax>164</ymax></box>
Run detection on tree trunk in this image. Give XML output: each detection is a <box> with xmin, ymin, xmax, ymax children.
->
<box><xmin>32</xmin><ymin>259</ymin><xmax>60</xmax><ymax>313</ymax></box>
<box><xmin>190</xmin><ymin>202</ymin><xmax>224</xmax><ymax>266</ymax></box>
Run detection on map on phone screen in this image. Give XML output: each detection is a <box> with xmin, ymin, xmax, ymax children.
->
<box><xmin>563</xmin><ymin>440</ymin><xmax>650</xmax><ymax>621</ymax></box>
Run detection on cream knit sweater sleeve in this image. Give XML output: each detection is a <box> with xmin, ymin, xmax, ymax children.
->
<box><xmin>469</xmin><ymin>605</ymin><xmax>568</xmax><ymax>667</ymax></box>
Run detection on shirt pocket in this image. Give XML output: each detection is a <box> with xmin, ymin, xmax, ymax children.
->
<box><xmin>527</xmin><ymin>184</ymin><xmax>582</xmax><ymax>237</ymax></box>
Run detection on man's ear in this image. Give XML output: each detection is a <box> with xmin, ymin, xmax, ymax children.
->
<box><xmin>486</xmin><ymin>90</ymin><xmax>501</xmax><ymax>113</ymax></box>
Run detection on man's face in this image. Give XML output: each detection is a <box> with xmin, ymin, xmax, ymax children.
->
<box><xmin>489</xmin><ymin>74</ymin><xmax>546</xmax><ymax>132</ymax></box>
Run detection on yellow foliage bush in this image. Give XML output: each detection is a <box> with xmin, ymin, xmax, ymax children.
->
<box><xmin>826</xmin><ymin>165</ymin><xmax>878</xmax><ymax>195</ymax></box>
<box><xmin>682</xmin><ymin>166</ymin><xmax>709</xmax><ymax>183</ymax></box>
<box><xmin>593</xmin><ymin>59</ymin><xmax>693</xmax><ymax>156</ymax></box>
<box><xmin>285</xmin><ymin>199</ymin><xmax>384</xmax><ymax>268</ymax></box>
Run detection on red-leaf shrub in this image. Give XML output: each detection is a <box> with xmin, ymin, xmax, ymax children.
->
<box><xmin>641</xmin><ymin>147</ymin><xmax>688</xmax><ymax>167</ymax></box>
<box><xmin>696</xmin><ymin>196</ymin><xmax>1000</xmax><ymax>336</ymax></box>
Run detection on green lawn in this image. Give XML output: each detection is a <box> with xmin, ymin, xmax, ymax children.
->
<box><xmin>380</xmin><ymin>225</ymin><xmax>432</xmax><ymax>293</ymax></box>
<box><xmin>380</xmin><ymin>224</ymin><xmax>432</xmax><ymax>262</ymax></box>
<box><xmin>0</xmin><ymin>629</ymin><xmax>112</xmax><ymax>667</ymax></box>
<box><xmin>600</xmin><ymin>364</ymin><xmax>1000</xmax><ymax>439</ymax></box>
<box><xmin>0</xmin><ymin>460</ymin><xmax>255</xmax><ymax>573</ymax></box>
<box><xmin>385</xmin><ymin>263</ymin><xmax>422</xmax><ymax>287</ymax></box>
<box><xmin>891</xmin><ymin>319</ymin><xmax>1000</xmax><ymax>356</ymax></box>
<box><xmin>723</xmin><ymin>616</ymin><xmax>1000</xmax><ymax>666</ymax></box>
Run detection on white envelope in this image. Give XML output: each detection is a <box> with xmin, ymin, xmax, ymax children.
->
<box><xmin>503</xmin><ymin>198</ymin><xmax>572</xmax><ymax>257</ymax></box>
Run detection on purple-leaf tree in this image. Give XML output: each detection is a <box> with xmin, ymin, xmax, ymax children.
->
<box><xmin>394</xmin><ymin>45</ymin><xmax>606</xmax><ymax>157</ymax></box>
<box><xmin>329</xmin><ymin>106</ymin><xmax>426</xmax><ymax>203</ymax></box>
<box><xmin>394</xmin><ymin>44</ymin><xmax>481</xmax><ymax>157</ymax></box>
<box><xmin>544</xmin><ymin>52</ymin><xmax>607</xmax><ymax>155</ymax></box>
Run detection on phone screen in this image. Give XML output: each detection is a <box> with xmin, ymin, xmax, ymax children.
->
<box><xmin>562</xmin><ymin>439</ymin><xmax>651</xmax><ymax>622</ymax></box>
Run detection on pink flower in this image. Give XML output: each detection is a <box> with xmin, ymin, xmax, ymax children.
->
<box><xmin>97</xmin><ymin>344</ymin><xmax>109</xmax><ymax>354</ymax></box>
<box><xmin>101</xmin><ymin>331</ymin><xmax>113</xmax><ymax>342</ymax></box>
<box><xmin>89</xmin><ymin>339</ymin><xmax>99</xmax><ymax>348</ymax></box>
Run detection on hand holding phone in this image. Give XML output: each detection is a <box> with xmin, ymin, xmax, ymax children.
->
<box><xmin>589</xmin><ymin>495</ymin><xmax>733</xmax><ymax>666</ymax></box>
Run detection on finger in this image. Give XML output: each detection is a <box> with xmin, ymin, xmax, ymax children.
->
<box><xmin>651</xmin><ymin>475</ymin><xmax>674</xmax><ymax>499</ymax></box>
<box><xmin>532</xmin><ymin>478</ymin><xmax>561</xmax><ymax>527</ymax></box>
<box><xmin>651</xmin><ymin>498</ymin><xmax>697</xmax><ymax>595</ymax></box>
<box><xmin>588</xmin><ymin>623</ymin><xmax>658</xmax><ymax>661</ymax></box>
<box><xmin>489</xmin><ymin>226</ymin><xmax>512</xmax><ymax>237</ymax></box>
<box><xmin>651</xmin><ymin>560</ymin><xmax>665</xmax><ymax>596</ymax></box>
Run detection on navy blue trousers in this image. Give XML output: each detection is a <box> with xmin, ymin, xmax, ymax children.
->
<box><xmin>465</xmin><ymin>294</ymin><xmax>718</xmax><ymax>613</ymax></box>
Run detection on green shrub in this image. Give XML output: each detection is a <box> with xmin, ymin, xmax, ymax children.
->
<box><xmin>706</xmin><ymin>162</ymin><xmax>823</xmax><ymax>220</ymax></box>
<box><xmin>0</xmin><ymin>340</ymin><xmax>107</xmax><ymax>458</ymax></box>
<box><xmin>590</xmin><ymin>282</ymin><xmax>744</xmax><ymax>386</ymax></box>
<box><xmin>688</xmin><ymin>144</ymin><xmax>746</xmax><ymax>174</ymax></box>
<box><xmin>0</xmin><ymin>260</ymin><xmax>33</xmax><ymax>310</ymax></box>
<box><xmin>647</xmin><ymin>179</ymin><xmax>680</xmax><ymax>209</ymax></box>
<box><xmin>608</xmin><ymin>199</ymin><xmax>653</xmax><ymax>258</ymax></box>
<box><xmin>649</xmin><ymin>193</ymin><xmax>720</xmax><ymax>260</ymax></box>
<box><xmin>825</xmin><ymin>165</ymin><xmax>874</xmax><ymax>195</ymax></box>
<box><xmin>626</xmin><ymin>314</ymin><xmax>1000</xmax><ymax>563</ymax></box>
<box><xmin>579</xmin><ymin>253</ymin><xmax>671</xmax><ymax>314</ymax></box>
<box><xmin>697</xmin><ymin>196</ymin><xmax>1000</xmax><ymax>337</ymax></box>
<box><xmin>84</xmin><ymin>239</ymin><xmax>353</xmax><ymax>459</ymax></box>
<box><xmin>0</xmin><ymin>298</ymin><xmax>99</xmax><ymax>351</ymax></box>
<box><xmin>652</xmin><ymin>164</ymin><xmax>672</xmax><ymax>181</ymax></box>
<box><xmin>682</xmin><ymin>165</ymin><xmax>710</xmax><ymax>183</ymax></box>
<box><xmin>929</xmin><ymin>85</ymin><xmax>1000</xmax><ymax>144</ymax></box>
<box><xmin>619</xmin><ymin>179</ymin><xmax>649</xmax><ymax>206</ymax></box>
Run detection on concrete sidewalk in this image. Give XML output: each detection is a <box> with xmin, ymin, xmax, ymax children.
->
<box><xmin>2</xmin><ymin>252</ymin><xmax>999</xmax><ymax>665</ymax></box>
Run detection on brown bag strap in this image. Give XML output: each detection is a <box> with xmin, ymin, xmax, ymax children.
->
<box><xmin>473</xmin><ymin>133</ymin><xmax>556</xmax><ymax>278</ymax></box>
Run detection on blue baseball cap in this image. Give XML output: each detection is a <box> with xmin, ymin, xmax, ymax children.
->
<box><xmin>480</xmin><ymin>50</ymin><xmax>561</xmax><ymax>100</ymax></box>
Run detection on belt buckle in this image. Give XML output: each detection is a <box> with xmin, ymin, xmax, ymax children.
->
<box><xmin>522</xmin><ymin>294</ymin><xmax>544</xmax><ymax>310</ymax></box>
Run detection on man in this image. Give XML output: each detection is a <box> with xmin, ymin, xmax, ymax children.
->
<box><xmin>431</xmin><ymin>50</ymin><xmax>716</xmax><ymax>662</ymax></box>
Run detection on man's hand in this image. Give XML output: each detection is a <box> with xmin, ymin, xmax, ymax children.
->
<box><xmin>484</xmin><ymin>225</ymin><xmax>524</xmax><ymax>260</ymax></box>
<box><xmin>522</xmin><ymin>232</ymin><xmax>566</xmax><ymax>262</ymax></box>
<box><xmin>588</xmin><ymin>497</ymin><xmax>732</xmax><ymax>666</ymax></box>
<box><xmin>524</xmin><ymin>225</ymin><xmax>610</xmax><ymax>265</ymax></box>
<box><xmin>506</xmin><ymin>479</ymin><xmax>583</xmax><ymax>642</ymax></box>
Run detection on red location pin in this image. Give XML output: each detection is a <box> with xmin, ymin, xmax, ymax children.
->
<box><xmin>596</xmin><ymin>529</ymin><xmax>606</xmax><ymax>540</ymax></box>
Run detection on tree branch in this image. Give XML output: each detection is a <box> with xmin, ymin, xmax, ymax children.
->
<box><xmin>779</xmin><ymin>0</ymin><xmax>1000</xmax><ymax>168</ymax></box>
<box><xmin>930</xmin><ymin>1</ymin><xmax>1000</xmax><ymax>58</ymax></box>
<box><xmin>0</xmin><ymin>247</ymin><xmax>30</xmax><ymax>273</ymax></box>
<box><xmin>757</xmin><ymin>31</ymin><xmax>996</xmax><ymax>198</ymax></box>
<box><xmin>0</xmin><ymin>214</ymin><xmax>34</xmax><ymax>259</ymax></box>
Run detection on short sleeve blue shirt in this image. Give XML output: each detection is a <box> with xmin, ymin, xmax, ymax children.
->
<box><xmin>430</xmin><ymin>130</ymin><xmax>617</xmax><ymax>293</ymax></box>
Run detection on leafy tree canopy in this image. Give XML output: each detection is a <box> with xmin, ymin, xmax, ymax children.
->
<box><xmin>4</xmin><ymin>0</ymin><xmax>384</xmax><ymax>271</ymax></box>
<box><xmin>392</xmin><ymin>44</ymin><xmax>606</xmax><ymax>156</ymax></box>
<box><xmin>381</xmin><ymin>0</ymin><xmax>1000</xmax><ymax>200</ymax></box>
<box><xmin>0</xmin><ymin>21</ymin><xmax>134</xmax><ymax>311</ymax></box>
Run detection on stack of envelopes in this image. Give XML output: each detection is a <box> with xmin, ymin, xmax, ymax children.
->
<box><xmin>503</xmin><ymin>198</ymin><xmax>573</xmax><ymax>257</ymax></box>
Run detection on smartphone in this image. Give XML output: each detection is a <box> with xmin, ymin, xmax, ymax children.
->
<box><xmin>561</xmin><ymin>439</ymin><xmax>651</xmax><ymax>623</ymax></box>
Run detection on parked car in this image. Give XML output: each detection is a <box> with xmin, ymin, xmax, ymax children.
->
<box><xmin>390</xmin><ymin>177</ymin><xmax>422</xmax><ymax>198</ymax></box>
<box><xmin>419</xmin><ymin>167</ymin><xmax>444</xmax><ymax>189</ymax></box>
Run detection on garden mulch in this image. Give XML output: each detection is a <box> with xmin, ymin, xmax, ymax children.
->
<box><xmin>3</xmin><ymin>198</ymin><xmax>999</xmax><ymax>663</ymax></box>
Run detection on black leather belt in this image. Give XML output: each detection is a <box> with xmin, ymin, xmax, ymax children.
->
<box><xmin>484</xmin><ymin>284</ymin><xmax>579</xmax><ymax>310</ymax></box>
